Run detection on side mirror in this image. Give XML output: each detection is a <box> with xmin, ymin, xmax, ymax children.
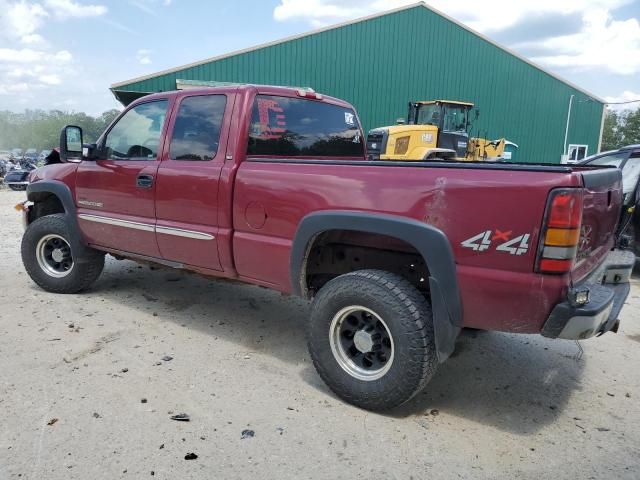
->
<box><xmin>60</xmin><ymin>125</ymin><xmax>83</xmax><ymax>162</ymax></box>
<box><xmin>474</xmin><ymin>108</ymin><xmax>480</xmax><ymax>120</ymax></box>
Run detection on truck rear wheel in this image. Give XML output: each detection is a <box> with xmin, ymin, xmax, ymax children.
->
<box><xmin>307</xmin><ymin>269</ymin><xmax>437</xmax><ymax>411</ymax></box>
<box><xmin>21</xmin><ymin>214</ymin><xmax>104</xmax><ymax>294</ymax></box>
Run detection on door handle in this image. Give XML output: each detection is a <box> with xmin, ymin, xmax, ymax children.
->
<box><xmin>136</xmin><ymin>174</ymin><xmax>154</xmax><ymax>188</ymax></box>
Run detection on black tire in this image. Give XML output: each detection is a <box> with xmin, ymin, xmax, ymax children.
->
<box><xmin>307</xmin><ymin>269</ymin><xmax>437</xmax><ymax>411</ymax></box>
<box><xmin>21</xmin><ymin>214</ymin><xmax>104</xmax><ymax>294</ymax></box>
<box><xmin>9</xmin><ymin>184</ymin><xmax>27</xmax><ymax>191</ymax></box>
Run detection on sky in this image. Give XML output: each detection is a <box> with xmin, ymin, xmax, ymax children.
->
<box><xmin>0</xmin><ymin>0</ymin><xmax>639</xmax><ymax>115</ymax></box>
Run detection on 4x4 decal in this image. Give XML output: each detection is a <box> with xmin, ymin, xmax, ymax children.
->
<box><xmin>461</xmin><ymin>230</ymin><xmax>531</xmax><ymax>255</ymax></box>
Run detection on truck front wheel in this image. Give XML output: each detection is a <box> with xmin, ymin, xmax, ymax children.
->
<box><xmin>307</xmin><ymin>269</ymin><xmax>437</xmax><ymax>411</ymax></box>
<box><xmin>21</xmin><ymin>214</ymin><xmax>104</xmax><ymax>294</ymax></box>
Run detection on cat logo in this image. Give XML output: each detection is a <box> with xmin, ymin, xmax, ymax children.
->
<box><xmin>421</xmin><ymin>133</ymin><xmax>434</xmax><ymax>143</ymax></box>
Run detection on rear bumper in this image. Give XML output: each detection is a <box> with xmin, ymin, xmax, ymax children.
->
<box><xmin>541</xmin><ymin>250</ymin><xmax>635</xmax><ymax>340</ymax></box>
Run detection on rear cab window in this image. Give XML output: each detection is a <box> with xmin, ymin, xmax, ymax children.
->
<box><xmin>247</xmin><ymin>95</ymin><xmax>364</xmax><ymax>158</ymax></box>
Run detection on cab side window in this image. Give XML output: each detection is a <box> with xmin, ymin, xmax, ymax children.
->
<box><xmin>169</xmin><ymin>95</ymin><xmax>227</xmax><ymax>161</ymax></box>
<box><xmin>104</xmin><ymin>100</ymin><xmax>168</xmax><ymax>160</ymax></box>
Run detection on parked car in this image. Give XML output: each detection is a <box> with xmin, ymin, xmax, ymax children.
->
<box><xmin>580</xmin><ymin>145</ymin><xmax>640</xmax><ymax>257</ymax></box>
<box><xmin>38</xmin><ymin>150</ymin><xmax>52</xmax><ymax>162</ymax></box>
<box><xmin>17</xmin><ymin>85</ymin><xmax>634</xmax><ymax>411</ymax></box>
<box><xmin>24</xmin><ymin>148</ymin><xmax>38</xmax><ymax>162</ymax></box>
<box><xmin>4</xmin><ymin>159</ymin><xmax>37</xmax><ymax>190</ymax></box>
<box><xmin>10</xmin><ymin>148</ymin><xmax>23</xmax><ymax>161</ymax></box>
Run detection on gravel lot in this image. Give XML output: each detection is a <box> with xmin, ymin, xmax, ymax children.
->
<box><xmin>0</xmin><ymin>188</ymin><xmax>639</xmax><ymax>479</ymax></box>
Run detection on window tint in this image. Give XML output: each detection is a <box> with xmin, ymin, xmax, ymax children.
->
<box><xmin>105</xmin><ymin>101</ymin><xmax>168</xmax><ymax>160</ymax></box>
<box><xmin>622</xmin><ymin>157</ymin><xmax>640</xmax><ymax>195</ymax></box>
<box><xmin>169</xmin><ymin>95</ymin><xmax>226</xmax><ymax>161</ymax></box>
<box><xmin>417</xmin><ymin>104</ymin><xmax>439</xmax><ymax>127</ymax></box>
<box><xmin>588</xmin><ymin>152</ymin><xmax>627</xmax><ymax>167</ymax></box>
<box><xmin>247</xmin><ymin>95</ymin><xmax>363</xmax><ymax>157</ymax></box>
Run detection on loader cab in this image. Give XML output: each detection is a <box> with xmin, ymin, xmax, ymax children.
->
<box><xmin>409</xmin><ymin>100</ymin><xmax>474</xmax><ymax>158</ymax></box>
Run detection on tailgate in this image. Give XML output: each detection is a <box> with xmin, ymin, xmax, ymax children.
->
<box><xmin>573</xmin><ymin>167</ymin><xmax>623</xmax><ymax>281</ymax></box>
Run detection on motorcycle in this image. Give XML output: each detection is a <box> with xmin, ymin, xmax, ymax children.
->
<box><xmin>4</xmin><ymin>160</ymin><xmax>37</xmax><ymax>191</ymax></box>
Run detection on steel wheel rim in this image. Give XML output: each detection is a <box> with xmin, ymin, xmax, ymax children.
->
<box><xmin>329</xmin><ymin>305</ymin><xmax>394</xmax><ymax>381</ymax></box>
<box><xmin>36</xmin><ymin>234</ymin><xmax>74</xmax><ymax>278</ymax></box>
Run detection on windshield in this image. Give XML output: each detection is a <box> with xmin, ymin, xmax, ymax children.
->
<box><xmin>416</xmin><ymin>103</ymin><xmax>469</xmax><ymax>132</ymax></box>
<box><xmin>442</xmin><ymin>105</ymin><xmax>469</xmax><ymax>132</ymax></box>
<box><xmin>416</xmin><ymin>104</ymin><xmax>440</xmax><ymax>127</ymax></box>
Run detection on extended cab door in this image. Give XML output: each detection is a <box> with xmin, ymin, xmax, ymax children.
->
<box><xmin>153</xmin><ymin>93</ymin><xmax>235</xmax><ymax>271</ymax></box>
<box><xmin>75</xmin><ymin>99</ymin><xmax>170</xmax><ymax>258</ymax></box>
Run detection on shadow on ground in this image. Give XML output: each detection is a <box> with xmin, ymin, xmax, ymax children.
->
<box><xmin>49</xmin><ymin>257</ymin><xmax>587</xmax><ymax>435</ymax></box>
<box><xmin>392</xmin><ymin>328</ymin><xmax>586</xmax><ymax>434</ymax></box>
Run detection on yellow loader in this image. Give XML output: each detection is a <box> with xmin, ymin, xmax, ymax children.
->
<box><xmin>366</xmin><ymin>100</ymin><xmax>506</xmax><ymax>161</ymax></box>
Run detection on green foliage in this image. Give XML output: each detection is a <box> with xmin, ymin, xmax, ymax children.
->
<box><xmin>601</xmin><ymin>110</ymin><xmax>623</xmax><ymax>151</ymax></box>
<box><xmin>620</xmin><ymin>108</ymin><xmax>640</xmax><ymax>146</ymax></box>
<box><xmin>0</xmin><ymin>109</ymin><xmax>121</xmax><ymax>151</ymax></box>
<box><xmin>601</xmin><ymin>105</ymin><xmax>640</xmax><ymax>151</ymax></box>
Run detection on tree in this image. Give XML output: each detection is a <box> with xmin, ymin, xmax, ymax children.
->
<box><xmin>601</xmin><ymin>110</ymin><xmax>624</xmax><ymax>150</ymax></box>
<box><xmin>620</xmin><ymin>108</ymin><xmax>640</xmax><ymax>146</ymax></box>
<box><xmin>600</xmin><ymin>105</ymin><xmax>640</xmax><ymax>151</ymax></box>
<box><xmin>0</xmin><ymin>108</ymin><xmax>122</xmax><ymax>151</ymax></box>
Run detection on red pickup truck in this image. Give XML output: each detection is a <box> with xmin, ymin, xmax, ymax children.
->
<box><xmin>19</xmin><ymin>85</ymin><xmax>635</xmax><ymax>411</ymax></box>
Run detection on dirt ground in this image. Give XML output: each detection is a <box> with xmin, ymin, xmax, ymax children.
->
<box><xmin>0</xmin><ymin>188</ymin><xmax>639</xmax><ymax>480</ymax></box>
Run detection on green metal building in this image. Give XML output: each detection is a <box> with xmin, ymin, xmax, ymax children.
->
<box><xmin>111</xmin><ymin>2</ymin><xmax>605</xmax><ymax>164</ymax></box>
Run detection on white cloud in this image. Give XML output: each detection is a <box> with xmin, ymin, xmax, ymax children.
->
<box><xmin>273</xmin><ymin>0</ymin><xmax>631</xmax><ymax>30</ymax></box>
<box><xmin>0</xmin><ymin>82</ymin><xmax>30</xmax><ymax>95</ymax></box>
<box><xmin>21</xmin><ymin>33</ymin><xmax>46</xmax><ymax>44</ymax></box>
<box><xmin>136</xmin><ymin>49</ymin><xmax>152</xmax><ymax>65</ymax></box>
<box><xmin>54</xmin><ymin>49</ymin><xmax>72</xmax><ymax>62</ymax></box>
<box><xmin>272</xmin><ymin>0</ymin><xmax>640</xmax><ymax>75</ymax></box>
<box><xmin>0</xmin><ymin>0</ymin><xmax>106</xmax><ymax>106</ymax></box>
<box><xmin>39</xmin><ymin>73</ymin><xmax>61</xmax><ymax>85</ymax></box>
<box><xmin>605</xmin><ymin>90</ymin><xmax>640</xmax><ymax>112</ymax></box>
<box><xmin>423</xmin><ymin>0</ymin><xmax>630</xmax><ymax>33</ymax></box>
<box><xmin>528</xmin><ymin>10</ymin><xmax>640</xmax><ymax>75</ymax></box>
<box><xmin>1</xmin><ymin>0</ymin><xmax>49</xmax><ymax>41</ymax></box>
<box><xmin>274</xmin><ymin>0</ymin><xmax>371</xmax><ymax>24</ymax></box>
<box><xmin>44</xmin><ymin>0</ymin><xmax>107</xmax><ymax>18</ymax></box>
<box><xmin>0</xmin><ymin>47</ymin><xmax>72</xmax><ymax>63</ymax></box>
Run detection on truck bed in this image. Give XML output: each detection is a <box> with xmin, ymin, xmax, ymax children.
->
<box><xmin>233</xmin><ymin>157</ymin><xmax>622</xmax><ymax>333</ymax></box>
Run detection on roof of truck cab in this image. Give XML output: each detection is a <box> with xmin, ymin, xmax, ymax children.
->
<box><xmin>415</xmin><ymin>100</ymin><xmax>474</xmax><ymax>107</ymax></box>
<box><xmin>127</xmin><ymin>84</ymin><xmax>355</xmax><ymax>109</ymax></box>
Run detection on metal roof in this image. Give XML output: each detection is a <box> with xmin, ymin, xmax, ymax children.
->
<box><xmin>110</xmin><ymin>1</ymin><xmax>603</xmax><ymax>104</ymax></box>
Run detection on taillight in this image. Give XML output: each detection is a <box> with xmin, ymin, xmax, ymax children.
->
<box><xmin>536</xmin><ymin>188</ymin><xmax>583</xmax><ymax>274</ymax></box>
<box><xmin>297</xmin><ymin>89</ymin><xmax>323</xmax><ymax>100</ymax></box>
